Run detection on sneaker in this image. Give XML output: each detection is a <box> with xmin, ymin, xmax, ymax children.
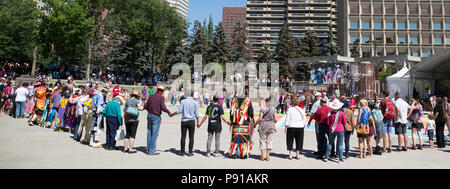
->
<box><xmin>402</xmin><ymin>147</ymin><xmax>407</xmax><ymax>151</ymax></box>
<box><xmin>180</xmin><ymin>152</ymin><xmax>185</xmax><ymax>156</ymax></box>
<box><xmin>187</xmin><ymin>153</ymin><xmax>194</xmax><ymax>157</ymax></box>
<box><xmin>213</xmin><ymin>152</ymin><xmax>220</xmax><ymax>157</ymax></box>
<box><xmin>206</xmin><ymin>153</ymin><xmax>210</xmax><ymax>157</ymax></box>
<box><xmin>148</xmin><ymin>152</ymin><xmax>160</xmax><ymax>155</ymax></box>
<box><xmin>322</xmin><ymin>158</ymin><xmax>328</xmax><ymax>162</ymax></box>
<box><xmin>339</xmin><ymin>160</ymin><xmax>344</xmax><ymax>164</ymax></box>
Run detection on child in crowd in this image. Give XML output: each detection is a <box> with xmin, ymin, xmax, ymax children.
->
<box><xmin>425</xmin><ymin>114</ymin><xmax>436</xmax><ymax>149</ymax></box>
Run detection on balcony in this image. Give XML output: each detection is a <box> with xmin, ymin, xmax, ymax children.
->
<box><xmin>289</xmin><ymin>0</ymin><xmax>308</xmax><ymax>5</ymax></box>
<box><xmin>289</xmin><ymin>13</ymin><xmax>309</xmax><ymax>17</ymax></box>
<box><xmin>269</xmin><ymin>1</ymin><xmax>287</xmax><ymax>5</ymax></box>
<box><xmin>247</xmin><ymin>1</ymin><xmax>267</xmax><ymax>6</ymax></box>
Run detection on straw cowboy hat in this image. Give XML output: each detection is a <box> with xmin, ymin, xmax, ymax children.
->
<box><xmin>314</xmin><ymin>92</ymin><xmax>322</xmax><ymax>97</ymax></box>
<box><xmin>113</xmin><ymin>95</ymin><xmax>125</xmax><ymax>105</ymax></box>
<box><xmin>330</xmin><ymin>99</ymin><xmax>344</xmax><ymax>110</ymax></box>
<box><xmin>157</xmin><ymin>85</ymin><xmax>165</xmax><ymax>91</ymax></box>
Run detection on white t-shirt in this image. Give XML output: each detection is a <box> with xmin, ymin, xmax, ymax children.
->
<box><xmin>310</xmin><ymin>99</ymin><xmax>322</xmax><ymax>114</ymax></box>
<box><xmin>285</xmin><ymin>106</ymin><xmax>307</xmax><ymax>128</ymax></box>
<box><xmin>15</xmin><ymin>87</ymin><xmax>29</xmax><ymax>102</ymax></box>
<box><xmin>394</xmin><ymin>98</ymin><xmax>410</xmax><ymax>124</ymax></box>
<box><xmin>77</xmin><ymin>96</ymin><xmax>88</xmax><ymax>116</ymax></box>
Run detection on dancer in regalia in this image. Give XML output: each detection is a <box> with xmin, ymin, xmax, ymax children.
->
<box><xmin>28</xmin><ymin>82</ymin><xmax>47</xmax><ymax>126</ymax></box>
<box><xmin>55</xmin><ymin>93</ymin><xmax>69</xmax><ymax>131</ymax></box>
<box><xmin>228</xmin><ymin>87</ymin><xmax>254</xmax><ymax>159</ymax></box>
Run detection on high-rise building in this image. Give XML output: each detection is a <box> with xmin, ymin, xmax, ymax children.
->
<box><xmin>338</xmin><ymin>0</ymin><xmax>450</xmax><ymax>58</ymax></box>
<box><xmin>246</xmin><ymin>0</ymin><xmax>338</xmax><ymax>56</ymax></box>
<box><xmin>162</xmin><ymin>0</ymin><xmax>190</xmax><ymax>20</ymax></box>
<box><xmin>223</xmin><ymin>7</ymin><xmax>247</xmax><ymax>42</ymax></box>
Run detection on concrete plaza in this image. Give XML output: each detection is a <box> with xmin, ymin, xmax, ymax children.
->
<box><xmin>0</xmin><ymin>105</ymin><xmax>449</xmax><ymax>169</ymax></box>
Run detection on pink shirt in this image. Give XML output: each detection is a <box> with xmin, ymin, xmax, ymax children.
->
<box><xmin>327</xmin><ymin>111</ymin><xmax>346</xmax><ymax>133</ymax></box>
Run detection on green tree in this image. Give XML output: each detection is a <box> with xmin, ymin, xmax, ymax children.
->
<box><xmin>209</xmin><ymin>22</ymin><xmax>232</xmax><ymax>65</ymax></box>
<box><xmin>275</xmin><ymin>24</ymin><xmax>299</xmax><ymax>78</ymax></box>
<box><xmin>0</xmin><ymin>0</ymin><xmax>42</xmax><ymax>69</ymax></box>
<box><xmin>188</xmin><ymin>20</ymin><xmax>208</xmax><ymax>65</ymax></box>
<box><xmin>231</xmin><ymin>21</ymin><xmax>252</xmax><ymax>62</ymax></box>
<box><xmin>256</xmin><ymin>44</ymin><xmax>274</xmax><ymax>64</ymax></box>
<box><xmin>378</xmin><ymin>64</ymin><xmax>399</xmax><ymax>80</ymax></box>
<box><xmin>299</xmin><ymin>30</ymin><xmax>320</xmax><ymax>57</ymax></box>
<box><xmin>320</xmin><ymin>24</ymin><xmax>340</xmax><ymax>56</ymax></box>
<box><xmin>350</xmin><ymin>39</ymin><xmax>360</xmax><ymax>57</ymax></box>
<box><xmin>39</xmin><ymin>0</ymin><xmax>95</xmax><ymax>66</ymax></box>
<box><xmin>110</xmin><ymin>0</ymin><xmax>187</xmax><ymax>75</ymax></box>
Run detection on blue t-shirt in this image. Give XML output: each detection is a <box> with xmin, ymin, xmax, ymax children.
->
<box><xmin>372</xmin><ymin>109</ymin><xmax>383</xmax><ymax>122</ymax></box>
<box><xmin>358</xmin><ymin>107</ymin><xmax>371</xmax><ymax>125</ymax></box>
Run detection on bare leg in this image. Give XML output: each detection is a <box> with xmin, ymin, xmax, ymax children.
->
<box><xmin>260</xmin><ymin>150</ymin><xmax>265</xmax><ymax>160</ymax></box>
<box><xmin>398</xmin><ymin>135</ymin><xmax>403</xmax><ymax>150</ymax></box>
<box><xmin>403</xmin><ymin>133</ymin><xmax>408</xmax><ymax>149</ymax></box>
<box><xmin>124</xmin><ymin>139</ymin><xmax>129</xmax><ymax>152</ymax></box>
<box><xmin>358</xmin><ymin>138</ymin><xmax>363</xmax><ymax>158</ymax></box>
<box><xmin>388</xmin><ymin>133</ymin><xmax>393</xmax><ymax>150</ymax></box>
<box><xmin>266</xmin><ymin>149</ymin><xmax>271</xmax><ymax>160</ymax></box>
<box><xmin>417</xmin><ymin>130</ymin><xmax>423</xmax><ymax>148</ymax></box>
<box><xmin>411</xmin><ymin>128</ymin><xmax>416</xmax><ymax>148</ymax></box>
<box><xmin>363</xmin><ymin>138</ymin><xmax>367</xmax><ymax>158</ymax></box>
<box><xmin>129</xmin><ymin>138</ymin><xmax>136</xmax><ymax>152</ymax></box>
<box><xmin>366</xmin><ymin>137</ymin><xmax>373</xmax><ymax>156</ymax></box>
<box><xmin>382</xmin><ymin>135</ymin><xmax>387</xmax><ymax>152</ymax></box>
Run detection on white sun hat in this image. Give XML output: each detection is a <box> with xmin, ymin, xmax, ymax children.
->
<box><xmin>330</xmin><ymin>99</ymin><xmax>344</xmax><ymax>110</ymax></box>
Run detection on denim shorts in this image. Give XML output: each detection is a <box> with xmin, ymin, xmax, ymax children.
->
<box><xmin>394</xmin><ymin>122</ymin><xmax>407</xmax><ymax>135</ymax></box>
<box><xmin>383</xmin><ymin>119</ymin><xmax>393</xmax><ymax>134</ymax></box>
<box><xmin>427</xmin><ymin>130</ymin><xmax>434</xmax><ymax>141</ymax></box>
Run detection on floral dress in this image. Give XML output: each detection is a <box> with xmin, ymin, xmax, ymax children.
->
<box><xmin>64</xmin><ymin>96</ymin><xmax>79</xmax><ymax>129</ymax></box>
<box><xmin>55</xmin><ymin>98</ymin><xmax>68</xmax><ymax>128</ymax></box>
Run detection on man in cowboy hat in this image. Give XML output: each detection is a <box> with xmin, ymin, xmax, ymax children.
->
<box><xmin>144</xmin><ymin>85</ymin><xmax>173</xmax><ymax>155</ymax></box>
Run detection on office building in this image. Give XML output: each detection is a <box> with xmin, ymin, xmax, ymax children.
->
<box><xmin>223</xmin><ymin>7</ymin><xmax>247</xmax><ymax>43</ymax></box>
<box><xmin>246</xmin><ymin>0</ymin><xmax>338</xmax><ymax>56</ymax></box>
<box><xmin>338</xmin><ymin>0</ymin><xmax>450</xmax><ymax>58</ymax></box>
<box><xmin>162</xmin><ymin>0</ymin><xmax>190</xmax><ymax>20</ymax></box>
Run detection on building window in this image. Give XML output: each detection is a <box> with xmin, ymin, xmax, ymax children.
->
<box><xmin>433</xmin><ymin>23</ymin><xmax>441</xmax><ymax>30</ymax></box>
<box><xmin>362</xmin><ymin>37</ymin><xmax>370</xmax><ymax>43</ymax></box>
<box><xmin>362</xmin><ymin>22</ymin><xmax>370</xmax><ymax>29</ymax></box>
<box><xmin>374</xmin><ymin>22</ymin><xmax>382</xmax><ymax>29</ymax></box>
<box><xmin>446</xmin><ymin>23</ymin><xmax>450</xmax><ymax>30</ymax></box>
<box><xmin>447</xmin><ymin>38</ymin><xmax>450</xmax><ymax>44</ymax></box>
<box><xmin>386</xmin><ymin>22</ymin><xmax>394</xmax><ymax>29</ymax></box>
<box><xmin>398</xmin><ymin>37</ymin><xmax>406</xmax><ymax>44</ymax></box>
<box><xmin>422</xmin><ymin>23</ymin><xmax>430</xmax><ymax>29</ymax></box>
<box><xmin>411</xmin><ymin>52</ymin><xmax>419</xmax><ymax>57</ymax></box>
<box><xmin>410</xmin><ymin>37</ymin><xmax>418</xmax><ymax>44</ymax></box>
<box><xmin>422</xmin><ymin>51</ymin><xmax>431</xmax><ymax>57</ymax></box>
<box><xmin>434</xmin><ymin>37</ymin><xmax>442</xmax><ymax>44</ymax></box>
<box><xmin>362</xmin><ymin>52</ymin><xmax>371</xmax><ymax>57</ymax></box>
<box><xmin>350</xmin><ymin>37</ymin><xmax>359</xmax><ymax>43</ymax></box>
<box><xmin>397</xmin><ymin>23</ymin><xmax>406</xmax><ymax>29</ymax></box>
<box><xmin>350</xmin><ymin>22</ymin><xmax>358</xmax><ymax>29</ymax></box>
<box><xmin>409</xmin><ymin>23</ymin><xmax>417</xmax><ymax>29</ymax></box>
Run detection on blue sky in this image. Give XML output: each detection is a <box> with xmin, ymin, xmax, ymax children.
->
<box><xmin>187</xmin><ymin>0</ymin><xmax>246</xmax><ymax>32</ymax></box>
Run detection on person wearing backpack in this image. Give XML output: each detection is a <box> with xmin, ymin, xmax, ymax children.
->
<box><xmin>123</xmin><ymin>91</ymin><xmax>144</xmax><ymax>153</ymax></box>
<box><xmin>379</xmin><ymin>90</ymin><xmax>394</xmax><ymax>153</ymax></box>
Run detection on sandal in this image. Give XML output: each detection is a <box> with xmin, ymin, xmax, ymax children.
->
<box><xmin>128</xmin><ymin>150</ymin><xmax>137</xmax><ymax>154</ymax></box>
<box><xmin>123</xmin><ymin>149</ymin><xmax>129</xmax><ymax>153</ymax></box>
<box><xmin>288</xmin><ymin>156</ymin><xmax>292</xmax><ymax>160</ymax></box>
<box><xmin>295</xmin><ymin>156</ymin><xmax>300</xmax><ymax>160</ymax></box>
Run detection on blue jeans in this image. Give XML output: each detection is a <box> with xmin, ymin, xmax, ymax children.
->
<box><xmin>15</xmin><ymin>101</ymin><xmax>26</xmax><ymax>118</ymax></box>
<box><xmin>383</xmin><ymin>119</ymin><xmax>393</xmax><ymax>134</ymax></box>
<box><xmin>73</xmin><ymin>115</ymin><xmax>82</xmax><ymax>141</ymax></box>
<box><xmin>325</xmin><ymin>132</ymin><xmax>344</xmax><ymax>160</ymax></box>
<box><xmin>105</xmin><ymin>116</ymin><xmax>119</xmax><ymax>148</ymax></box>
<box><xmin>147</xmin><ymin>113</ymin><xmax>162</xmax><ymax>154</ymax></box>
<box><xmin>344</xmin><ymin>131</ymin><xmax>352</xmax><ymax>157</ymax></box>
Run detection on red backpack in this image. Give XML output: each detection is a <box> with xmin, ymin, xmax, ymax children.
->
<box><xmin>384</xmin><ymin>99</ymin><xmax>395</xmax><ymax>119</ymax></box>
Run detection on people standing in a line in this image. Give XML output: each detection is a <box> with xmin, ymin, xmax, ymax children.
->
<box><xmin>307</xmin><ymin>92</ymin><xmax>323</xmax><ymax>156</ymax></box>
<box><xmin>371</xmin><ymin>102</ymin><xmax>385</xmax><ymax>155</ymax></box>
<box><xmin>366</xmin><ymin>107</ymin><xmax>376</xmax><ymax>157</ymax></box>
<box><xmin>254</xmin><ymin>97</ymin><xmax>278</xmax><ymax>161</ymax></box>
<box><xmin>407</xmin><ymin>98</ymin><xmax>424</xmax><ymax>150</ymax></box>
<box><xmin>443</xmin><ymin>97</ymin><xmax>450</xmax><ymax>137</ymax></box>
<box><xmin>144</xmin><ymin>85</ymin><xmax>173</xmax><ymax>155</ymax></box>
<box><xmin>229</xmin><ymin>87</ymin><xmax>254</xmax><ymax>159</ymax></box>
<box><xmin>323</xmin><ymin>99</ymin><xmax>346</xmax><ymax>164</ymax></box>
<box><xmin>14</xmin><ymin>82</ymin><xmax>29</xmax><ymax>119</ymax></box>
<box><xmin>284</xmin><ymin>97</ymin><xmax>307</xmax><ymax>160</ymax></box>
<box><xmin>394</xmin><ymin>92</ymin><xmax>410</xmax><ymax>151</ymax></box>
<box><xmin>425</xmin><ymin>114</ymin><xmax>436</xmax><ymax>149</ymax></box>
<box><xmin>342</xmin><ymin>99</ymin><xmax>355</xmax><ymax>159</ymax></box>
<box><xmin>171</xmin><ymin>91</ymin><xmax>200</xmax><ymax>157</ymax></box>
<box><xmin>90</xmin><ymin>88</ymin><xmax>106</xmax><ymax>148</ymax></box>
<box><xmin>356</xmin><ymin>99</ymin><xmax>371</xmax><ymax>158</ymax></box>
<box><xmin>102</xmin><ymin>95</ymin><xmax>124</xmax><ymax>150</ymax></box>
<box><xmin>79</xmin><ymin>93</ymin><xmax>94</xmax><ymax>145</ymax></box>
<box><xmin>379</xmin><ymin>90</ymin><xmax>394</xmax><ymax>153</ymax></box>
<box><xmin>433</xmin><ymin>98</ymin><xmax>447</xmax><ymax>148</ymax></box>
<box><xmin>123</xmin><ymin>91</ymin><xmax>143</xmax><ymax>154</ymax></box>
<box><xmin>198</xmin><ymin>95</ymin><xmax>230</xmax><ymax>157</ymax></box>
<box><xmin>74</xmin><ymin>89</ymin><xmax>88</xmax><ymax>141</ymax></box>
<box><xmin>313</xmin><ymin>98</ymin><xmax>333</xmax><ymax>159</ymax></box>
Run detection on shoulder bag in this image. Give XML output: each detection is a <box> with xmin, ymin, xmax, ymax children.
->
<box><xmin>125</xmin><ymin>98</ymin><xmax>139</xmax><ymax>116</ymax></box>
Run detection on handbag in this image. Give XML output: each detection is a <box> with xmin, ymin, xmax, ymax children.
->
<box><xmin>115</xmin><ymin>127</ymin><xmax>125</xmax><ymax>140</ymax></box>
<box><xmin>125</xmin><ymin>98</ymin><xmax>139</xmax><ymax>116</ymax></box>
<box><xmin>356</xmin><ymin>124</ymin><xmax>370</xmax><ymax>135</ymax></box>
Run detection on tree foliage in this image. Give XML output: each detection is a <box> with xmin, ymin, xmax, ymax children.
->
<box><xmin>299</xmin><ymin>30</ymin><xmax>320</xmax><ymax>57</ymax></box>
<box><xmin>0</xmin><ymin>0</ymin><xmax>42</xmax><ymax>64</ymax></box>
<box><xmin>231</xmin><ymin>21</ymin><xmax>252</xmax><ymax>62</ymax></box>
<box><xmin>275</xmin><ymin>24</ymin><xmax>299</xmax><ymax>78</ymax></box>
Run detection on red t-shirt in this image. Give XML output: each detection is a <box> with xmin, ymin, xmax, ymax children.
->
<box><xmin>113</xmin><ymin>87</ymin><xmax>120</xmax><ymax>96</ymax></box>
<box><xmin>314</xmin><ymin>105</ymin><xmax>332</xmax><ymax>125</ymax></box>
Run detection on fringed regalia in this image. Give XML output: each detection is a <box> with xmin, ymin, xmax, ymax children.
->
<box><xmin>228</xmin><ymin>97</ymin><xmax>253</xmax><ymax>159</ymax></box>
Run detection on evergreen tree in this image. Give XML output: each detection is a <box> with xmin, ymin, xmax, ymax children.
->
<box><xmin>231</xmin><ymin>21</ymin><xmax>252</xmax><ymax>62</ymax></box>
<box><xmin>274</xmin><ymin>24</ymin><xmax>299</xmax><ymax>78</ymax></box>
<box><xmin>320</xmin><ymin>24</ymin><xmax>340</xmax><ymax>56</ymax></box>
<box><xmin>207</xmin><ymin>15</ymin><xmax>214</xmax><ymax>41</ymax></box>
<box><xmin>256</xmin><ymin>44</ymin><xmax>274</xmax><ymax>64</ymax></box>
<box><xmin>188</xmin><ymin>20</ymin><xmax>208</xmax><ymax>65</ymax></box>
<box><xmin>299</xmin><ymin>30</ymin><xmax>320</xmax><ymax>57</ymax></box>
<box><xmin>350</xmin><ymin>39</ymin><xmax>360</xmax><ymax>57</ymax></box>
<box><xmin>209</xmin><ymin>22</ymin><xmax>232</xmax><ymax>65</ymax></box>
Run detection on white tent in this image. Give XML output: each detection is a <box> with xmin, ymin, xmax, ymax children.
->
<box><xmin>386</xmin><ymin>67</ymin><xmax>412</xmax><ymax>98</ymax></box>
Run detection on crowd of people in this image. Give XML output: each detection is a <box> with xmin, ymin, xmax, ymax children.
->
<box><xmin>0</xmin><ymin>75</ymin><xmax>449</xmax><ymax>163</ymax></box>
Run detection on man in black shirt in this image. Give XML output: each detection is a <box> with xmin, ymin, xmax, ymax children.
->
<box><xmin>198</xmin><ymin>95</ymin><xmax>230</xmax><ymax>157</ymax></box>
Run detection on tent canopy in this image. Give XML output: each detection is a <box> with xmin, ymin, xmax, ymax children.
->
<box><xmin>387</xmin><ymin>67</ymin><xmax>411</xmax><ymax>98</ymax></box>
